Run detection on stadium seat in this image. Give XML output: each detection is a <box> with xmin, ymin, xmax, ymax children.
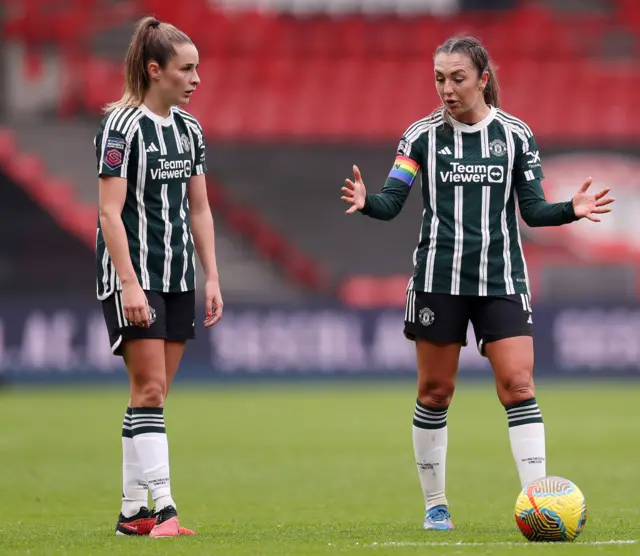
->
<box><xmin>252</xmin><ymin>222</ymin><xmax>289</xmax><ymax>264</ymax></box>
<box><xmin>0</xmin><ymin>130</ymin><xmax>16</xmax><ymax>166</ymax></box>
<box><xmin>8</xmin><ymin>2</ymin><xmax>634</xmax><ymax>144</ymax></box>
<box><xmin>616</xmin><ymin>0</ymin><xmax>640</xmax><ymax>33</ymax></box>
<box><xmin>6</xmin><ymin>2</ymin><xmax>638</xmax><ymax>296</ymax></box>
<box><xmin>283</xmin><ymin>250</ymin><xmax>326</xmax><ymax>291</ymax></box>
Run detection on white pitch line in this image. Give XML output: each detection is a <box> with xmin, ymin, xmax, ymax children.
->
<box><xmin>365</xmin><ymin>540</ymin><xmax>639</xmax><ymax>548</ymax></box>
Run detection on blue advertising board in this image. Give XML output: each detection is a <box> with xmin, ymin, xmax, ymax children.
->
<box><xmin>1</xmin><ymin>297</ymin><xmax>639</xmax><ymax>383</ymax></box>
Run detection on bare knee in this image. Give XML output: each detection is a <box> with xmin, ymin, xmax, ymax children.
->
<box><xmin>131</xmin><ymin>380</ymin><xmax>165</xmax><ymax>407</ymax></box>
<box><xmin>497</xmin><ymin>377</ymin><xmax>535</xmax><ymax>407</ymax></box>
<box><xmin>417</xmin><ymin>380</ymin><xmax>455</xmax><ymax>408</ymax></box>
<box><xmin>123</xmin><ymin>339</ymin><xmax>166</xmax><ymax>407</ymax></box>
<box><xmin>128</xmin><ymin>363</ymin><xmax>166</xmax><ymax>407</ymax></box>
<box><xmin>485</xmin><ymin>337</ymin><xmax>535</xmax><ymax>407</ymax></box>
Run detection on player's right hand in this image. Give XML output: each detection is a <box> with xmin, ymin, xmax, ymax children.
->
<box><xmin>122</xmin><ymin>281</ymin><xmax>150</xmax><ymax>328</ymax></box>
<box><xmin>341</xmin><ymin>164</ymin><xmax>367</xmax><ymax>215</ymax></box>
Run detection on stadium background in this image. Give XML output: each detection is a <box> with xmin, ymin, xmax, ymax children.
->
<box><xmin>1</xmin><ymin>1</ymin><xmax>639</xmax><ymax>554</ymax></box>
<box><xmin>1</xmin><ymin>0</ymin><xmax>639</xmax><ymax>382</ymax></box>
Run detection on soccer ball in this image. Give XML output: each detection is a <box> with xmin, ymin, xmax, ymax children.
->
<box><xmin>514</xmin><ymin>476</ymin><xmax>587</xmax><ymax>542</ymax></box>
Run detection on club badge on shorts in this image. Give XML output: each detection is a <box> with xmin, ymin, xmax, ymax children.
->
<box><xmin>149</xmin><ymin>306</ymin><xmax>157</xmax><ymax>325</ymax></box>
<box><xmin>418</xmin><ymin>307</ymin><xmax>435</xmax><ymax>327</ymax></box>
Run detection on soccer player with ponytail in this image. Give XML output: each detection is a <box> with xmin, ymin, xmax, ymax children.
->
<box><xmin>341</xmin><ymin>36</ymin><xmax>614</xmax><ymax>530</ymax></box>
<box><xmin>96</xmin><ymin>16</ymin><xmax>223</xmax><ymax>537</ymax></box>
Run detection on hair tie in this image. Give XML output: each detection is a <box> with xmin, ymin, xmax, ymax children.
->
<box><xmin>150</xmin><ymin>19</ymin><xmax>161</xmax><ymax>29</ymax></box>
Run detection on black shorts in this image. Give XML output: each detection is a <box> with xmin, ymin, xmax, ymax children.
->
<box><xmin>102</xmin><ymin>290</ymin><xmax>196</xmax><ymax>356</ymax></box>
<box><xmin>403</xmin><ymin>290</ymin><xmax>533</xmax><ymax>355</ymax></box>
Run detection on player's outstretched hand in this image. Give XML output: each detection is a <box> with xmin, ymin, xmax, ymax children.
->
<box><xmin>341</xmin><ymin>165</ymin><xmax>367</xmax><ymax>215</ymax></box>
<box><xmin>204</xmin><ymin>278</ymin><xmax>223</xmax><ymax>328</ymax></box>
<box><xmin>572</xmin><ymin>177</ymin><xmax>615</xmax><ymax>223</ymax></box>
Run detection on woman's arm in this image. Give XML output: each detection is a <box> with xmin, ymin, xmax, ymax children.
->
<box><xmin>188</xmin><ymin>174</ymin><xmax>223</xmax><ymax>327</ymax></box>
<box><xmin>515</xmin><ymin>179</ymin><xmax>577</xmax><ymax>227</ymax></box>
<box><xmin>99</xmin><ymin>176</ymin><xmax>149</xmax><ymax>326</ymax></box>
<box><xmin>188</xmin><ymin>174</ymin><xmax>218</xmax><ymax>281</ymax></box>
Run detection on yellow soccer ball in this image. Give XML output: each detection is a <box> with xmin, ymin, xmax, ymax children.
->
<box><xmin>514</xmin><ymin>476</ymin><xmax>587</xmax><ymax>542</ymax></box>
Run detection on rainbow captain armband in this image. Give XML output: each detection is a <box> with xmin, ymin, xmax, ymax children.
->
<box><xmin>388</xmin><ymin>156</ymin><xmax>420</xmax><ymax>187</ymax></box>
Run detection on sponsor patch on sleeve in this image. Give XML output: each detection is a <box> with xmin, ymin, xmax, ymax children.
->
<box><xmin>103</xmin><ymin>136</ymin><xmax>126</xmax><ymax>171</ymax></box>
<box><xmin>104</xmin><ymin>148</ymin><xmax>123</xmax><ymax>170</ymax></box>
<box><xmin>106</xmin><ymin>137</ymin><xmax>126</xmax><ymax>150</ymax></box>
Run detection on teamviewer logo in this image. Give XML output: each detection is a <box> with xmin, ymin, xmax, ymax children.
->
<box><xmin>487</xmin><ymin>165</ymin><xmax>504</xmax><ymax>183</ymax></box>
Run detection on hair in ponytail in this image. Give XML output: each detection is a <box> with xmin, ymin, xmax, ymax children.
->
<box><xmin>484</xmin><ymin>62</ymin><xmax>500</xmax><ymax>108</ymax></box>
<box><xmin>104</xmin><ymin>16</ymin><xmax>192</xmax><ymax>113</ymax></box>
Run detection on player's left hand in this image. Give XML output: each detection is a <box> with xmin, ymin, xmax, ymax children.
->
<box><xmin>204</xmin><ymin>278</ymin><xmax>223</xmax><ymax>328</ymax></box>
<box><xmin>572</xmin><ymin>177</ymin><xmax>615</xmax><ymax>222</ymax></box>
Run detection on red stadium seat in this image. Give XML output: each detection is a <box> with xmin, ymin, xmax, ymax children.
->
<box><xmin>205</xmin><ymin>184</ymin><xmax>228</xmax><ymax>213</ymax></box>
<box><xmin>252</xmin><ymin>223</ymin><xmax>289</xmax><ymax>263</ymax></box>
<box><xmin>283</xmin><ymin>251</ymin><xmax>326</xmax><ymax>291</ymax></box>
<box><xmin>616</xmin><ymin>0</ymin><xmax>640</xmax><ymax>33</ymax></box>
<box><xmin>0</xmin><ymin>130</ymin><xmax>16</xmax><ymax>166</ymax></box>
<box><xmin>6</xmin><ymin>3</ymin><xmax>635</xmax><ymax>145</ymax></box>
<box><xmin>80</xmin><ymin>59</ymin><xmax>122</xmax><ymax>114</ymax></box>
<box><xmin>560</xmin><ymin>12</ymin><xmax>610</xmax><ymax>59</ymax></box>
<box><xmin>333</xmin><ymin>16</ymin><xmax>368</xmax><ymax>58</ymax></box>
<box><xmin>225</xmin><ymin>205</ymin><xmax>260</xmax><ymax>237</ymax></box>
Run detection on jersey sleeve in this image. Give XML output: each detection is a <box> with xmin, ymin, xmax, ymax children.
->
<box><xmin>360</xmin><ymin>134</ymin><xmax>423</xmax><ymax>221</ymax></box>
<box><xmin>185</xmin><ymin>119</ymin><xmax>207</xmax><ymax>176</ymax></box>
<box><xmin>513</xmin><ymin>132</ymin><xmax>545</xmax><ymax>185</ymax></box>
<box><xmin>513</xmin><ymin>132</ymin><xmax>577</xmax><ymax>227</ymax></box>
<box><xmin>95</xmin><ymin>113</ymin><xmax>136</xmax><ymax>179</ymax></box>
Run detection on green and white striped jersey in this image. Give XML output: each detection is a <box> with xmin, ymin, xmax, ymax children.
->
<box><xmin>361</xmin><ymin>107</ymin><xmax>577</xmax><ymax>296</ymax></box>
<box><xmin>95</xmin><ymin>104</ymin><xmax>207</xmax><ymax>299</ymax></box>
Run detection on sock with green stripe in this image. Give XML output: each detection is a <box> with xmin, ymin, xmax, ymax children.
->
<box><xmin>121</xmin><ymin>407</ymin><xmax>149</xmax><ymax>517</ymax></box>
<box><xmin>506</xmin><ymin>397</ymin><xmax>546</xmax><ymax>488</ymax></box>
<box><xmin>412</xmin><ymin>400</ymin><xmax>449</xmax><ymax>510</ymax></box>
<box><xmin>131</xmin><ymin>407</ymin><xmax>176</xmax><ymax>512</ymax></box>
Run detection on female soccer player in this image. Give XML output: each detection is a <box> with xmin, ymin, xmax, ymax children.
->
<box><xmin>95</xmin><ymin>17</ymin><xmax>222</xmax><ymax>537</ymax></box>
<box><xmin>340</xmin><ymin>36</ymin><xmax>614</xmax><ymax>530</ymax></box>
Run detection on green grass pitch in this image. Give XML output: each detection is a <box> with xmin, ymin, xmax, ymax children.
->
<box><xmin>0</xmin><ymin>381</ymin><xmax>638</xmax><ymax>555</ymax></box>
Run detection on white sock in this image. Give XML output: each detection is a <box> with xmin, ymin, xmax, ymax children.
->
<box><xmin>121</xmin><ymin>407</ymin><xmax>149</xmax><ymax>517</ymax></box>
<box><xmin>412</xmin><ymin>400</ymin><xmax>449</xmax><ymax>510</ymax></box>
<box><xmin>506</xmin><ymin>398</ymin><xmax>546</xmax><ymax>488</ymax></box>
<box><xmin>131</xmin><ymin>407</ymin><xmax>176</xmax><ymax>511</ymax></box>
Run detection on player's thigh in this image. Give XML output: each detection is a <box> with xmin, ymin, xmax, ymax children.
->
<box><xmin>485</xmin><ymin>336</ymin><xmax>535</xmax><ymax>405</ymax></box>
<box><xmin>404</xmin><ymin>291</ymin><xmax>469</xmax><ymax>404</ymax></box>
<box><xmin>103</xmin><ymin>290</ymin><xmax>169</xmax><ymax>402</ymax></box>
<box><xmin>101</xmin><ymin>290</ymin><xmax>168</xmax><ymax>357</ymax></box>
<box><xmin>123</xmin><ymin>339</ymin><xmax>167</xmax><ymax>406</ymax></box>
<box><xmin>164</xmin><ymin>340</ymin><xmax>187</xmax><ymax>397</ymax></box>
<box><xmin>471</xmin><ymin>294</ymin><xmax>535</xmax><ymax>404</ymax></box>
<box><xmin>414</xmin><ymin>340</ymin><xmax>463</xmax><ymax>406</ymax></box>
